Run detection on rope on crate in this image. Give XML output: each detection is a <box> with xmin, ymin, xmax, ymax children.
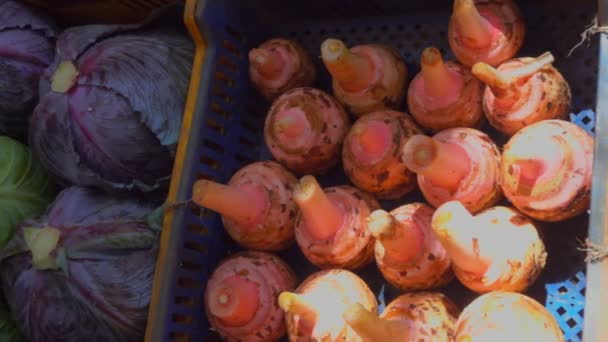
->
<box><xmin>568</xmin><ymin>16</ymin><xmax>608</xmax><ymax>57</ymax></box>
<box><xmin>578</xmin><ymin>238</ymin><xmax>608</xmax><ymax>264</ymax></box>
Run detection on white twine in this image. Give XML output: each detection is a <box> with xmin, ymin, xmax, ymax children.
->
<box><xmin>568</xmin><ymin>16</ymin><xmax>608</xmax><ymax>57</ymax></box>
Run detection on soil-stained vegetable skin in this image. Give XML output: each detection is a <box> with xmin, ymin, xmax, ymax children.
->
<box><xmin>193</xmin><ymin>161</ymin><xmax>298</xmax><ymax>251</ymax></box>
<box><xmin>500</xmin><ymin>120</ymin><xmax>593</xmax><ymax>222</ymax></box>
<box><xmin>249</xmin><ymin>38</ymin><xmax>316</xmax><ymax>101</ymax></box>
<box><xmin>342</xmin><ymin>110</ymin><xmax>422</xmax><ymax>199</ymax></box>
<box><xmin>369</xmin><ymin>204</ymin><xmax>454</xmax><ymax>291</ymax></box>
<box><xmin>265</xmin><ymin>87</ymin><xmax>350</xmax><ymax>175</ymax></box>
<box><xmin>432</xmin><ymin>202</ymin><xmax>547</xmax><ymax>294</ymax></box>
<box><xmin>407</xmin><ymin>47</ymin><xmax>484</xmax><ymax>131</ymax></box>
<box><xmin>455</xmin><ymin>292</ymin><xmax>565</xmax><ymax>342</ymax></box>
<box><xmin>281</xmin><ymin>269</ymin><xmax>378</xmax><ymax>342</ymax></box>
<box><xmin>448</xmin><ymin>0</ymin><xmax>525</xmax><ymax>67</ymax></box>
<box><xmin>321</xmin><ymin>39</ymin><xmax>408</xmax><ymax>117</ymax></box>
<box><xmin>204</xmin><ymin>251</ymin><xmax>297</xmax><ymax>342</ymax></box>
<box><xmin>475</xmin><ymin>53</ymin><xmax>571</xmax><ymax>136</ymax></box>
<box><xmin>294</xmin><ymin>179</ymin><xmax>380</xmax><ymax>270</ymax></box>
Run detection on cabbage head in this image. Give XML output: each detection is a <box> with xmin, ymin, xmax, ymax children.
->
<box><xmin>0</xmin><ymin>186</ymin><xmax>160</xmax><ymax>342</ymax></box>
<box><xmin>0</xmin><ymin>135</ymin><xmax>54</xmax><ymax>249</ymax></box>
<box><xmin>0</xmin><ymin>0</ymin><xmax>56</xmax><ymax>140</ymax></box>
<box><xmin>29</xmin><ymin>6</ymin><xmax>193</xmax><ymax>195</ymax></box>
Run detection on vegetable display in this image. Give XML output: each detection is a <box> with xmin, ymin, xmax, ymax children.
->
<box><xmin>0</xmin><ymin>186</ymin><xmax>159</xmax><ymax>342</ymax></box>
<box><xmin>0</xmin><ymin>0</ymin><xmax>56</xmax><ymax>140</ymax></box>
<box><xmin>0</xmin><ymin>136</ymin><xmax>54</xmax><ymax>249</ymax></box>
<box><xmin>28</xmin><ymin>8</ymin><xmax>194</xmax><ymax>194</ymax></box>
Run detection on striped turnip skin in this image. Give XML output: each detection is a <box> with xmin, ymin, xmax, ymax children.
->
<box><xmin>455</xmin><ymin>292</ymin><xmax>565</xmax><ymax>342</ymax></box>
<box><xmin>473</xmin><ymin>52</ymin><xmax>571</xmax><ymax>136</ymax></box>
<box><xmin>432</xmin><ymin>201</ymin><xmax>547</xmax><ymax>294</ymax></box>
<box><xmin>408</xmin><ymin>47</ymin><xmax>484</xmax><ymax>132</ymax></box>
<box><xmin>342</xmin><ymin>110</ymin><xmax>422</xmax><ymax>199</ymax></box>
<box><xmin>321</xmin><ymin>38</ymin><xmax>407</xmax><ymax>117</ymax></box>
<box><xmin>264</xmin><ymin>87</ymin><xmax>350</xmax><ymax>175</ymax></box>
<box><xmin>293</xmin><ymin>176</ymin><xmax>379</xmax><ymax>270</ymax></box>
<box><xmin>500</xmin><ymin>120</ymin><xmax>593</xmax><ymax>222</ymax></box>
<box><xmin>193</xmin><ymin>161</ymin><xmax>298</xmax><ymax>251</ymax></box>
<box><xmin>402</xmin><ymin>128</ymin><xmax>502</xmax><ymax>214</ymax></box>
<box><xmin>204</xmin><ymin>251</ymin><xmax>297</xmax><ymax>342</ymax></box>
<box><xmin>344</xmin><ymin>292</ymin><xmax>460</xmax><ymax>342</ymax></box>
<box><xmin>279</xmin><ymin>269</ymin><xmax>378</xmax><ymax>342</ymax></box>
<box><xmin>448</xmin><ymin>0</ymin><xmax>525</xmax><ymax>67</ymax></box>
<box><xmin>249</xmin><ymin>38</ymin><xmax>316</xmax><ymax>101</ymax></box>
<box><xmin>367</xmin><ymin>204</ymin><xmax>453</xmax><ymax>291</ymax></box>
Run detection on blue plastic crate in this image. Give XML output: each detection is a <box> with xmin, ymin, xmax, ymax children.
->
<box><xmin>146</xmin><ymin>1</ymin><xmax>601</xmax><ymax>341</ymax></box>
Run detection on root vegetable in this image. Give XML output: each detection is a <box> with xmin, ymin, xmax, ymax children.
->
<box><xmin>342</xmin><ymin>110</ymin><xmax>423</xmax><ymax>199</ymax></box>
<box><xmin>204</xmin><ymin>251</ymin><xmax>297</xmax><ymax>342</ymax></box>
<box><xmin>448</xmin><ymin>0</ymin><xmax>525</xmax><ymax>67</ymax></box>
<box><xmin>249</xmin><ymin>38</ymin><xmax>316</xmax><ymax>101</ymax></box>
<box><xmin>293</xmin><ymin>175</ymin><xmax>379</xmax><ymax>269</ymax></box>
<box><xmin>367</xmin><ymin>204</ymin><xmax>453</xmax><ymax>290</ymax></box>
<box><xmin>500</xmin><ymin>119</ymin><xmax>593</xmax><ymax>222</ymax></box>
<box><xmin>473</xmin><ymin>52</ymin><xmax>571</xmax><ymax>136</ymax></box>
<box><xmin>432</xmin><ymin>201</ymin><xmax>547</xmax><ymax>293</ymax></box>
<box><xmin>264</xmin><ymin>87</ymin><xmax>350</xmax><ymax>174</ymax></box>
<box><xmin>321</xmin><ymin>38</ymin><xmax>407</xmax><ymax>117</ymax></box>
<box><xmin>192</xmin><ymin>161</ymin><xmax>298</xmax><ymax>251</ymax></box>
<box><xmin>278</xmin><ymin>269</ymin><xmax>377</xmax><ymax>342</ymax></box>
<box><xmin>344</xmin><ymin>292</ymin><xmax>460</xmax><ymax>341</ymax></box>
<box><xmin>455</xmin><ymin>291</ymin><xmax>565</xmax><ymax>342</ymax></box>
<box><xmin>401</xmin><ymin>129</ymin><xmax>502</xmax><ymax>214</ymax></box>
<box><xmin>407</xmin><ymin>47</ymin><xmax>484</xmax><ymax>131</ymax></box>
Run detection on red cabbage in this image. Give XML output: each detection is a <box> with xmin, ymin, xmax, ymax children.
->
<box><xmin>0</xmin><ymin>186</ymin><xmax>160</xmax><ymax>342</ymax></box>
<box><xmin>0</xmin><ymin>0</ymin><xmax>56</xmax><ymax>140</ymax></box>
<box><xmin>29</xmin><ymin>7</ymin><xmax>194</xmax><ymax>194</ymax></box>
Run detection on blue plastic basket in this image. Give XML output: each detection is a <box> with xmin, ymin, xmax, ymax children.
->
<box><xmin>145</xmin><ymin>1</ymin><xmax>602</xmax><ymax>341</ymax></box>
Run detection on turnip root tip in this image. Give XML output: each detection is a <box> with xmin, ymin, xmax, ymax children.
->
<box><xmin>193</xmin><ymin>179</ymin><xmax>267</xmax><ymax>225</ymax></box>
<box><xmin>453</xmin><ymin>0</ymin><xmax>493</xmax><ymax>48</ymax></box>
<box><xmin>208</xmin><ymin>275</ymin><xmax>260</xmax><ymax>327</ymax></box>
<box><xmin>321</xmin><ymin>39</ymin><xmax>374</xmax><ymax>93</ymax></box>
<box><xmin>368</xmin><ymin>209</ymin><xmax>424</xmax><ymax>263</ymax></box>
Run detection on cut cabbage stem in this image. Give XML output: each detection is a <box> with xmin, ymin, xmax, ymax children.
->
<box><xmin>273</xmin><ymin>107</ymin><xmax>309</xmax><ymax>138</ymax></box>
<box><xmin>421</xmin><ymin>47</ymin><xmax>459</xmax><ymax>98</ymax></box>
<box><xmin>293</xmin><ymin>175</ymin><xmax>345</xmax><ymax>240</ymax></box>
<box><xmin>51</xmin><ymin>60</ymin><xmax>79</xmax><ymax>93</ymax></box>
<box><xmin>472</xmin><ymin>52</ymin><xmax>555</xmax><ymax>97</ymax></box>
<box><xmin>453</xmin><ymin>0</ymin><xmax>493</xmax><ymax>48</ymax></box>
<box><xmin>192</xmin><ymin>179</ymin><xmax>268</xmax><ymax>225</ymax></box>
<box><xmin>367</xmin><ymin>209</ymin><xmax>424</xmax><ymax>262</ymax></box>
<box><xmin>343</xmin><ymin>303</ymin><xmax>409</xmax><ymax>341</ymax></box>
<box><xmin>402</xmin><ymin>135</ymin><xmax>471</xmax><ymax>192</ymax></box>
<box><xmin>321</xmin><ymin>38</ymin><xmax>374</xmax><ymax>92</ymax></box>
<box><xmin>351</xmin><ymin>120</ymin><xmax>392</xmax><ymax>160</ymax></box>
<box><xmin>208</xmin><ymin>275</ymin><xmax>260</xmax><ymax>327</ymax></box>
<box><xmin>249</xmin><ymin>47</ymin><xmax>286</xmax><ymax>78</ymax></box>
<box><xmin>278</xmin><ymin>292</ymin><xmax>318</xmax><ymax>324</ymax></box>
<box><xmin>431</xmin><ymin>201</ymin><xmax>492</xmax><ymax>275</ymax></box>
<box><xmin>23</xmin><ymin>227</ymin><xmax>61</xmax><ymax>270</ymax></box>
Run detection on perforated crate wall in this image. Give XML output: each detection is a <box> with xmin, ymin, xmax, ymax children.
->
<box><xmin>147</xmin><ymin>0</ymin><xmax>600</xmax><ymax>341</ymax></box>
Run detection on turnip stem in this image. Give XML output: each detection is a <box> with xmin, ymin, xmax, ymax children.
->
<box><xmin>367</xmin><ymin>210</ymin><xmax>424</xmax><ymax>263</ymax></box>
<box><xmin>193</xmin><ymin>180</ymin><xmax>267</xmax><ymax>225</ymax></box>
<box><xmin>351</xmin><ymin>120</ymin><xmax>392</xmax><ymax>161</ymax></box>
<box><xmin>293</xmin><ymin>176</ymin><xmax>344</xmax><ymax>240</ymax></box>
<box><xmin>321</xmin><ymin>38</ymin><xmax>375</xmax><ymax>92</ymax></box>
<box><xmin>402</xmin><ymin>135</ymin><xmax>470</xmax><ymax>192</ymax></box>
<box><xmin>431</xmin><ymin>201</ymin><xmax>491</xmax><ymax>275</ymax></box>
<box><xmin>249</xmin><ymin>47</ymin><xmax>286</xmax><ymax>78</ymax></box>
<box><xmin>273</xmin><ymin>107</ymin><xmax>309</xmax><ymax>138</ymax></box>
<box><xmin>421</xmin><ymin>47</ymin><xmax>457</xmax><ymax>98</ymax></box>
<box><xmin>453</xmin><ymin>0</ymin><xmax>493</xmax><ymax>48</ymax></box>
<box><xmin>278</xmin><ymin>292</ymin><xmax>318</xmax><ymax>324</ymax></box>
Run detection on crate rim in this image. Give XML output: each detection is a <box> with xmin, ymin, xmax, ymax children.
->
<box><xmin>145</xmin><ymin>1</ymin><xmax>608</xmax><ymax>341</ymax></box>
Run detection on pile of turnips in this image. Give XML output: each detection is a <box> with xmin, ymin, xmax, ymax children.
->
<box><xmin>197</xmin><ymin>0</ymin><xmax>591</xmax><ymax>340</ymax></box>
